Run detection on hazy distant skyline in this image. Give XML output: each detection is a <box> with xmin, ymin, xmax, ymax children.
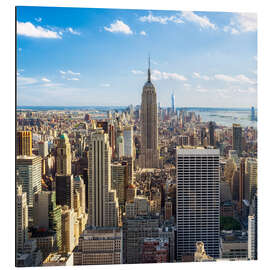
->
<box><xmin>17</xmin><ymin>7</ymin><xmax>257</xmax><ymax>107</ymax></box>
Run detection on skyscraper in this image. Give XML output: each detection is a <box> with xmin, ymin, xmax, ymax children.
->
<box><xmin>233</xmin><ymin>124</ymin><xmax>242</xmax><ymax>156</ymax></box>
<box><xmin>208</xmin><ymin>121</ymin><xmax>215</xmax><ymax>146</ymax></box>
<box><xmin>55</xmin><ymin>134</ymin><xmax>74</xmax><ymax>209</ymax></box>
<box><xmin>171</xmin><ymin>92</ymin><xmax>175</xmax><ymax>113</ymax></box>
<box><xmin>17</xmin><ymin>130</ymin><xmax>32</xmax><ymax>156</ymax></box>
<box><xmin>139</xmin><ymin>58</ymin><xmax>159</xmax><ymax>168</ymax></box>
<box><xmin>16</xmin><ymin>185</ymin><xmax>28</xmax><ymax>253</ymax></box>
<box><xmin>16</xmin><ymin>155</ymin><xmax>42</xmax><ymax>222</ymax></box>
<box><xmin>176</xmin><ymin>148</ymin><xmax>220</xmax><ymax>260</ymax></box>
<box><xmin>33</xmin><ymin>191</ymin><xmax>62</xmax><ymax>251</ymax></box>
<box><xmin>123</xmin><ymin>125</ymin><xmax>133</xmax><ymax>158</ymax></box>
<box><xmin>248</xmin><ymin>215</ymin><xmax>256</xmax><ymax>260</ymax></box>
<box><xmin>246</xmin><ymin>158</ymin><xmax>257</xmax><ymax>202</ymax></box>
<box><xmin>88</xmin><ymin>130</ymin><xmax>119</xmax><ymax>227</ymax></box>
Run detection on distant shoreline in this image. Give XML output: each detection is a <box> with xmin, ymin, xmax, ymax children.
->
<box><xmin>17</xmin><ymin>106</ymin><xmax>257</xmax><ymax>112</ymax></box>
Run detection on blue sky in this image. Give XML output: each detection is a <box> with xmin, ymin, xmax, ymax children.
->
<box><xmin>16</xmin><ymin>7</ymin><xmax>257</xmax><ymax>107</ymax></box>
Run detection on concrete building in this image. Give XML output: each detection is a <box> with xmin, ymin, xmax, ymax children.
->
<box><xmin>122</xmin><ymin>215</ymin><xmax>159</xmax><ymax>264</ymax></box>
<box><xmin>38</xmin><ymin>141</ymin><xmax>48</xmax><ymax>158</ymax></box>
<box><xmin>248</xmin><ymin>215</ymin><xmax>256</xmax><ymax>260</ymax></box>
<box><xmin>220</xmin><ymin>231</ymin><xmax>248</xmax><ymax>260</ymax></box>
<box><xmin>88</xmin><ymin>130</ymin><xmax>119</xmax><ymax>227</ymax></box>
<box><xmin>33</xmin><ymin>191</ymin><xmax>62</xmax><ymax>251</ymax></box>
<box><xmin>139</xmin><ymin>58</ymin><xmax>159</xmax><ymax>168</ymax></box>
<box><xmin>16</xmin><ymin>155</ymin><xmax>42</xmax><ymax>222</ymax></box>
<box><xmin>176</xmin><ymin>148</ymin><xmax>220</xmax><ymax>260</ymax></box>
<box><xmin>208</xmin><ymin>121</ymin><xmax>215</xmax><ymax>146</ymax></box>
<box><xmin>246</xmin><ymin>158</ymin><xmax>257</xmax><ymax>202</ymax></box>
<box><xmin>123</xmin><ymin>125</ymin><xmax>133</xmax><ymax>158</ymax></box>
<box><xmin>16</xmin><ymin>185</ymin><xmax>28</xmax><ymax>253</ymax></box>
<box><xmin>55</xmin><ymin>134</ymin><xmax>74</xmax><ymax>209</ymax></box>
<box><xmin>61</xmin><ymin>206</ymin><xmax>76</xmax><ymax>254</ymax></box>
<box><xmin>232</xmin><ymin>124</ymin><xmax>242</xmax><ymax>157</ymax></box>
<box><xmin>111</xmin><ymin>162</ymin><xmax>128</xmax><ymax>211</ymax></box>
<box><xmin>17</xmin><ymin>130</ymin><xmax>32</xmax><ymax>156</ymax></box>
<box><xmin>73</xmin><ymin>227</ymin><xmax>122</xmax><ymax>265</ymax></box>
<box><xmin>125</xmin><ymin>196</ymin><xmax>150</xmax><ymax>218</ymax></box>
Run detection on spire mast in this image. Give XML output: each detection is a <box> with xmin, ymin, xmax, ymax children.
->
<box><xmin>148</xmin><ymin>54</ymin><xmax>151</xmax><ymax>82</ymax></box>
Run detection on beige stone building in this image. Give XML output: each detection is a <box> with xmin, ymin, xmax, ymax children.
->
<box><xmin>88</xmin><ymin>130</ymin><xmax>119</xmax><ymax>227</ymax></box>
<box><xmin>73</xmin><ymin>227</ymin><xmax>122</xmax><ymax>265</ymax></box>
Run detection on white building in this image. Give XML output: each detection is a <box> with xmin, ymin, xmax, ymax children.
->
<box><xmin>88</xmin><ymin>130</ymin><xmax>119</xmax><ymax>227</ymax></box>
<box><xmin>176</xmin><ymin>148</ymin><xmax>220</xmax><ymax>260</ymax></box>
<box><xmin>16</xmin><ymin>185</ymin><xmax>28</xmax><ymax>253</ymax></box>
<box><xmin>248</xmin><ymin>215</ymin><xmax>256</xmax><ymax>260</ymax></box>
<box><xmin>16</xmin><ymin>155</ymin><xmax>42</xmax><ymax>223</ymax></box>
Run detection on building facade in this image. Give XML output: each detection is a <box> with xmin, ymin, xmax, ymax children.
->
<box><xmin>88</xmin><ymin>130</ymin><xmax>119</xmax><ymax>227</ymax></box>
<box><xmin>73</xmin><ymin>227</ymin><xmax>122</xmax><ymax>265</ymax></box>
<box><xmin>176</xmin><ymin>148</ymin><xmax>220</xmax><ymax>260</ymax></box>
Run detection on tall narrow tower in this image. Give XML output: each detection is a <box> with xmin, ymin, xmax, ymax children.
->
<box><xmin>88</xmin><ymin>130</ymin><xmax>119</xmax><ymax>227</ymax></box>
<box><xmin>139</xmin><ymin>57</ymin><xmax>159</xmax><ymax>168</ymax></box>
<box><xmin>171</xmin><ymin>92</ymin><xmax>175</xmax><ymax>113</ymax></box>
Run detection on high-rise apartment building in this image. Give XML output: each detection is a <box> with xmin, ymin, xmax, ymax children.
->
<box><xmin>176</xmin><ymin>148</ymin><xmax>220</xmax><ymax>260</ymax></box>
<box><xmin>88</xmin><ymin>130</ymin><xmax>119</xmax><ymax>227</ymax></box>
<box><xmin>123</xmin><ymin>125</ymin><xmax>133</xmax><ymax>158</ymax></box>
<box><xmin>61</xmin><ymin>206</ymin><xmax>75</xmax><ymax>254</ymax></box>
<box><xmin>33</xmin><ymin>191</ymin><xmax>62</xmax><ymax>251</ymax></box>
<box><xmin>16</xmin><ymin>155</ymin><xmax>42</xmax><ymax>222</ymax></box>
<box><xmin>139</xmin><ymin>58</ymin><xmax>159</xmax><ymax>168</ymax></box>
<box><xmin>248</xmin><ymin>215</ymin><xmax>256</xmax><ymax>260</ymax></box>
<box><xmin>246</xmin><ymin>158</ymin><xmax>257</xmax><ymax>202</ymax></box>
<box><xmin>233</xmin><ymin>124</ymin><xmax>242</xmax><ymax>156</ymax></box>
<box><xmin>55</xmin><ymin>134</ymin><xmax>74</xmax><ymax>209</ymax></box>
<box><xmin>111</xmin><ymin>162</ymin><xmax>128</xmax><ymax>211</ymax></box>
<box><xmin>38</xmin><ymin>141</ymin><xmax>48</xmax><ymax>158</ymax></box>
<box><xmin>73</xmin><ymin>227</ymin><xmax>122</xmax><ymax>265</ymax></box>
<box><xmin>16</xmin><ymin>185</ymin><xmax>28</xmax><ymax>253</ymax></box>
<box><xmin>17</xmin><ymin>130</ymin><xmax>32</xmax><ymax>156</ymax></box>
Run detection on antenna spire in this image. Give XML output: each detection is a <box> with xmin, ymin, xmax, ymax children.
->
<box><xmin>148</xmin><ymin>54</ymin><xmax>151</xmax><ymax>82</ymax></box>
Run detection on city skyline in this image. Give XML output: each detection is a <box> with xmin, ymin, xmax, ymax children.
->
<box><xmin>17</xmin><ymin>7</ymin><xmax>257</xmax><ymax>107</ymax></box>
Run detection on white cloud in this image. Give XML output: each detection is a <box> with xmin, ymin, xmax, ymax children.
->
<box><xmin>104</xmin><ymin>20</ymin><xmax>133</xmax><ymax>35</ymax></box>
<box><xmin>17</xmin><ymin>21</ymin><xmax>61</xmax><ymax>39</ymax></box>
<box><xmin>67</xmin><ymin>70</ymin><xmax>80</xmax><ymax>76</ymax></box>
<box><xmin>100</xmin><ymin>83</ymin><xmax>111</xmax><ymax>87</ymax></box>
<box><xmin>67</xmin><ymin>78</ymin><xmax>79</xmax><ymax>81</ymax></box>
<box><xmin>59</xmin><ymin>70</ymin><xmax>66</xmax><ymax>75</ymax></box>
<box><xmin>41</xmin><ymin>77</ymin><xmax>50</xmax><ymax>82</ymax></box>
<box><xmin>152</xmin><ymin>70</ymin><xmax>187</xmax><ymax>81</ymax></box>
<box><xmin>224</xmin><ymin>13</ymin><xmax>257</xmax><ymax>34</ymax></box>
<box><xmin>184</xmin><ymin>83</ymin><xmax>191</xmax><ymax>88</ymax></box>
<box><xmin>214</xmin><ymin>74</ymin><xmax>256</xmax><ymax>84</ymax></box>
<box><xmin>18</xmin><ymin>48</ymin><xmax>22</xmax><ymax>52</ymax></box>
<box><xmin>193</xmin><ymin>72</ymin><xmax>210</xmax><ymax>81</ymax></box>
<box><xmin>17</xmin><ymin>76</ymin><xmax>38</xmax><ymax>85</ymax></box>
<box><xmin>67</xmin><ymin>27</ymin><xmax>80</xmax><ymax>35</ymax></box>
<box><xmin>234</xmin><ymin>13</ymin><xmax>257</xmax><ymax>32</ymax></box>
<box><xmin>131</xmin><ymin>70</ymin><xmax>144</xmax><ymax>75</ymax></box>
<box><xmin>139</xmin><ymin>13</ymin><xmax>184</xmax><ymax>24</ymax></box>
<box><xmin>181</xmin><ymin>11</ymin><xmax>216</xmax><ymax>30</ymax></box>
<box><xmin>35</xmin><ymin>17</ymin><xmax>42</xmax><ymax>23</ymax></box>
<box><xmin>140</xmin><ymin>31</ymin><xmax>147</xmax><ymax>36</ymax></box>
<box><xmin>214</xmin><ymin>74</ymin><xmax>238</xmax><ymax>82</ymax></box>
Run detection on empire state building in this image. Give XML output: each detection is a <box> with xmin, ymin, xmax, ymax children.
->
<box><xmin>139</xmin><ymin>58</ymin><xmax>159</xmax><ymax>168</ymax></box>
